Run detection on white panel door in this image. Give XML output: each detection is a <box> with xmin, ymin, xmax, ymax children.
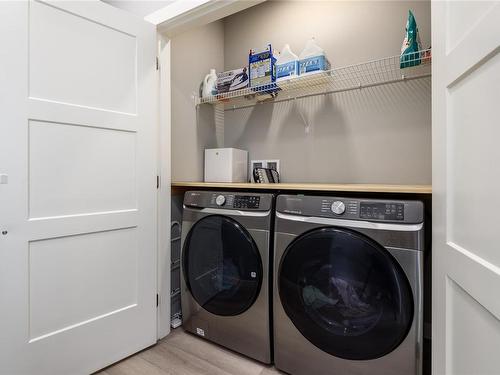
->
<box><xmin>432</xmin><ymin>2</ymin><xmax>500</xmax><ymax>375</ymax></box>
<box><xmin>0</xmin><ymin>1</ymin><xmax>158</xmax><ymax>374</ymax></box>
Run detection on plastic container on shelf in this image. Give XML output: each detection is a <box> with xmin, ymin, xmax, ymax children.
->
<box><xmin>276</xmin><ymin>44</ymin><xmax>299</xmax><ymax>81</ymax></box>
<box><xmin>201</xmin><ymin>68</ymin><xmax>218</xmax><ymax>98</ymax></box>
<box><xmin>298</xmin><ymin>38</ymin><xmax>331</xmax><ymax>76</ymax></box>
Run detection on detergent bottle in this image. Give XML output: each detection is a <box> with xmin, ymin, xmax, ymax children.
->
<box><xmin>299</xmin><ymin>38</ymin><xmax>331</xmax><ymax>76</ymax></box>
<box><xmin>276</xmin><ymin>44</ymin><xmax>299</xmax><ymax>81</ymax></box>
<box><xmin>400</xmin><ymin>10</ymin><xmax>422</xmax><ymax>68</ymax></box>
<box><xmin>202</xmin><ymin>69</ymin><xmax>218</xmax><ymax>98</ymax></box>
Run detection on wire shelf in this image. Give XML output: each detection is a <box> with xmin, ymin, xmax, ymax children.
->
<box><xmin>195</xmin><ymin>49</ymin><xmax>431</xmax><ymax>110</ymax></box>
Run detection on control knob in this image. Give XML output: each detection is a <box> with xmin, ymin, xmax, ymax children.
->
<box><xmin>331</xmin><ymin>201</ymin><xmax>346</xmax><ymax>215</ymax></box>
<box><xmin>215</xmin><ymin>195</ymin><xmax>226</xmax><ymax>206</ymax></box>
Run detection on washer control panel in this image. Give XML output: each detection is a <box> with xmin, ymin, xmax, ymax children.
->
<box><xmin>184</xmin><ymin>191</ymin><xmax>272</xmax><ymax>211</ymax></box>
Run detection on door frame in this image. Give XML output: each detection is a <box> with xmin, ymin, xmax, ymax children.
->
<box><xmin>156</xmin><ymin>34</ymin><xmax>171</xmax><ymax>339</ymax></box>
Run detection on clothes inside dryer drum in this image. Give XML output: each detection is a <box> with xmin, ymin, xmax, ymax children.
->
<box><xmin>183</xmin><ymin>215</ymin><xmax>263</xmax><ymax>316</ymax></box>
<box><xmin>279</xmin><ymin>227</ymin><xmax>414</xmax><ymax>360</ymax></box>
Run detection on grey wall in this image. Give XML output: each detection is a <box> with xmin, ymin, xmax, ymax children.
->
<box><xmin>223</xmin><ymin>0</ymin><xmax>431</xmax><ymax>184</ymax></box>
<box><xmin>171</xmin><ymin>21</ymin><xmax>225</xmax><ymax>181</ymax></box>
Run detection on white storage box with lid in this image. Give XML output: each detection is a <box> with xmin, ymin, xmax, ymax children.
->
<box><xmin>204</xmin><ymin>148</ymin><xmax>248</xmax><ymax>183</ymax></box>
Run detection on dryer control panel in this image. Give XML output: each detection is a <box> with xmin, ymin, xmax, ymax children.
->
<box><xmin>277</xmin><ymin>195</ymin><xmax>423</xmax><ymax>224</ymax></box>
<box><xmin>360</xmin><ymin>202</ymin><xmax>404</xmax><ymax>221</ymax></box>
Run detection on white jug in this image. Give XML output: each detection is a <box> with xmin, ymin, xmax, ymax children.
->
<box><xmin>202</xmin><ymin>69</ymin><xmax>218</xmax><ymax>98</ymax></box>
<box><xmin>276</xmin><ymin>44</ymin><xmax>299</xmax><ymax>81</ymax></box>
<box><xmin>299</xmin><ymin>38</ymin><xmax>331</xmax><ymax>76</ymax></box>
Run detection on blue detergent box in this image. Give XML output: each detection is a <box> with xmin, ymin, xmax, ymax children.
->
<box><xmin>249</xmin><ymin>44</ymin><xmax>277</xmax><ymax>88</ymax></box>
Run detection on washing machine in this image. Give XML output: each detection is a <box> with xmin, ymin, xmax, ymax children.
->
<box><xmin>273</xmin><ymin>194</ymin><xmax>424</xmax><ymax>375</ymax></box>
<box><xmin>180</xmin><ymin>190</ymin><xmax>273</xmax><ymax>364</ymax></box>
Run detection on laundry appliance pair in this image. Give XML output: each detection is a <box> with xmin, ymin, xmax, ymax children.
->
<box><xmin>180</xmin><ymin>190</ymin><xmax>424</xmax><ymax>375</ymax></box>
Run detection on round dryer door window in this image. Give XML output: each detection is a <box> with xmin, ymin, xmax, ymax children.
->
<box><xmin>183</xmin><ymin>215</ymin><xmax>262</xmax><ymax>316</ymax></box>
<box><xmin>279</xmin><ymin>227</ymin><xmax>414</xmax><ymax>360</ymax></box>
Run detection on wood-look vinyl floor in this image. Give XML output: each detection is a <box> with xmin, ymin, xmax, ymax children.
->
<box><xmin>96</xmin><ymin>328</ymin><xmax>284</xmax><ymax>375</ymax></box>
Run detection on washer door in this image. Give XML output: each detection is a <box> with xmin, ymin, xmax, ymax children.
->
<box><xmin>183</xmin><ymin>215</ymin><xmax>262</xmax><ymax>316</ymax></box>
<box><xmin>279</xmin><ymin>227</ymin><xmax>414</xmax><ymax>360</ymax></box>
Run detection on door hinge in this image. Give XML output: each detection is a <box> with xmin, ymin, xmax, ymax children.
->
<box><xmin>156</xmin><ymin>293</ymin><xmax>159</xmax><ymax>307</ymax></box>
<box><xmin>156</xmin><ymin>175</ymin><xmax>160</xmax><ymax>189</ymax></box>
<box><xmin>156</xmin><ymin>56</ymin><xmax>159</xmax><ymax>71</ymax></box>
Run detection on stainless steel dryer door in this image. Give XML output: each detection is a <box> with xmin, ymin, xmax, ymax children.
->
<box><xmin>182</xmin><ymin>215</ymin><xmax>263</xmax><ymax>316</ymax></box>
<box><xmin>278</xmin><ymin>227</ymin><xmax>414</xmax><ymax>360</ymax></box>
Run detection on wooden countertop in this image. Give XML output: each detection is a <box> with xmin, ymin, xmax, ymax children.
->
<box><xmin>171</xmin><ymin>182</ymin><xmax>432</xmax><ymax>194</ymax></box>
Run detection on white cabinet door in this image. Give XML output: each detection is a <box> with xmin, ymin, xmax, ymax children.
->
<box><xmin>432</xmin><ymin>2</ymin><xmax>500</xmax><ymax>374</ymax></box>
<box><xmin>0</xmin><ymin>1</ymin><xmax>157</xmax><ymax>374</ymax></box>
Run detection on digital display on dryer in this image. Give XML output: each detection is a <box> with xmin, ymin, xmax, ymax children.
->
<box><xmin>233</xmin><ymin>195</ymin><xmax>260</xmax><ymax>209</ymax></box>
<box><xmin>360</xmin><ymin>203</ymin><xmax>404</xmax><ymax>221</ymax></box>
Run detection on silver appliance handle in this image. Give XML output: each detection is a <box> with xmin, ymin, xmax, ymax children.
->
<box><xmin>276</xmin><ymin>211</ymin><xmax>423</xmax><ymax>232</ymax></box>
<box><xmin>184</xmin><ymin>206</ymin><xmax>271</xmax><ymax>217</ymax></box>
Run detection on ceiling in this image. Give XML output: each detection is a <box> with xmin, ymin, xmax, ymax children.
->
<box><xmin>102</xmin><ymin>0</ymin><xmax>175</xmax><ymax>18</ymax></box>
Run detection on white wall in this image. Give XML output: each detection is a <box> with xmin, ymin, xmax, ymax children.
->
<box><xmin>223</xmin><ymin>0</ymin><xmax>432</xmax><ymax>184</ymax></box>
